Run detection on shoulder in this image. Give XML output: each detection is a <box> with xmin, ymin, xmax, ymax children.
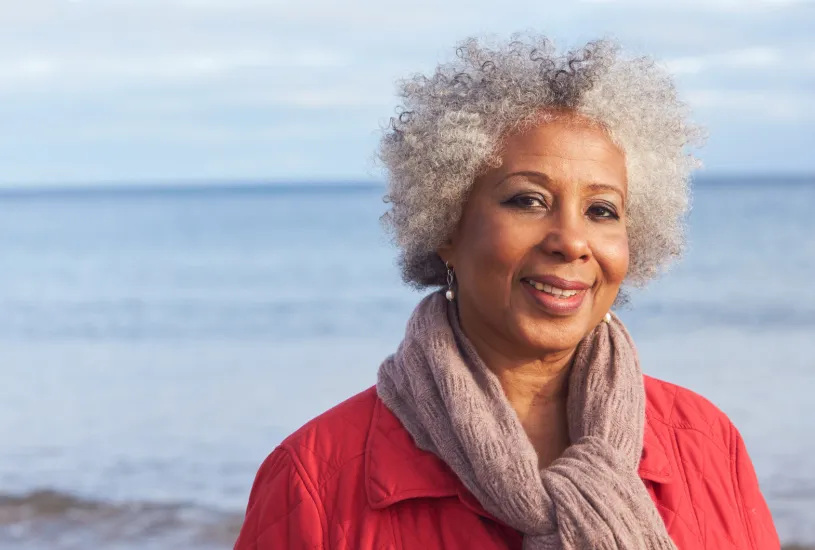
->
<box><xmin>277</xmin><ymin>386</ymin><xmax>378</xmax><ymax>484</ymax></box>
<box><xmin>642</xmin><ymin>376</ymin><xmax>780</xmax><ymax>547</ymax></box>
<box><xmin>644</xmin><ymin>375</ymin><xmax>732</xmax><ymax>451</ymax></box>
<box><xmin>234</xmin><ymin>388</ymin><xmax>379</xmax><ymax>548</ymax></box>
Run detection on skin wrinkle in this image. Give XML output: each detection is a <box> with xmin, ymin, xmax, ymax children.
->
<box><xmin>438</xmin><ymin>114</ymin><xmax>629</xmax><ymax>469</ymax></box>
<box><xmin>379</xmin><ymin>35</ymin><xmax>704</xmax><ymax>292</ymax></box>
<box><xmin>369</xmin><ymin>34</ymin><xmax>745</xmax><ymax>550</ymax></box>
<box><xmin>376</xmin><ymin>292</ymin><xmax>677</xmax><ymax>548</ymax></box>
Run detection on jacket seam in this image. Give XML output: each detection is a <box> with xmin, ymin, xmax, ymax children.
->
<box><xmin>669</xmin><ymin>428</ymin><xmax>703</xmax><ymax>541</ymax></box>
<box><xmin>730</xmin><ymin>422</ymin><xmax>757</xmax><ymax>550</ymax></box>
<box><xmin>642</xmin><ymin>414</ymin><xmax>676</xmax><ymax>480</ymax></box>
<box><xmin>303</xmin><ymin>449</ymin><xmax>367</xmax><ymax>493</ymax></box>
<box><xmin>281</xmin><ymin>443</ymin><xmax>331</xmax><ymax>549</ymax></box>
<box><xmin>388</xmin><ymin>506</ymin><xmax>403</xmax><ymax>550</ymax></box>
<box><xmin>666</xmin><ymin>384</ymin><xmax>679</xmax><ymax>425</ymax></box>
<box><xmin>647</xmin><ymin>414</ymin><xmax>728</xmax><ymax>455</ymax></box>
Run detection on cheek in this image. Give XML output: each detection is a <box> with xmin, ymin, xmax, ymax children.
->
<box><xmin>597</xmin><ymin>234</ymin><xmax>629</xmax><ymax>286</ymax></box>
<box><xmin>459</xmin><ymin>208</ymin><xmax>531</xmax><ymax>278</ymax></box>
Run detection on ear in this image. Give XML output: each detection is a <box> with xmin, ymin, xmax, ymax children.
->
<box><xmin>437</xmin><ymin>238</ymin><xmax>456</xmax><ymax>267</ymax></box>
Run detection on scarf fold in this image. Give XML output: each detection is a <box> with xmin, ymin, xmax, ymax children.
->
<box><xmin>377</xmin><ymin>292</ymin><xmax>677</xmax><ymax>550</ymax></box>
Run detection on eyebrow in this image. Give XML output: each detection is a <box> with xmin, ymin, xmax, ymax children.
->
<box><xmin>498</xmin><ymin>171</ymin><xmax>625</xmax><ymax>196</ymax></box>
<box><xmin>497</xmin><ymin>171</ymin><xmax>550</xmax><ymax>186</ymax></box>
<box><xmin>583</xmin><ymin>182</ymin><xmax>625</xmax><ymax>196</ymax></box>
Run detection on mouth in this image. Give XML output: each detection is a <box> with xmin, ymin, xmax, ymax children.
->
<box><xmin>520</xmin><ymin>276</ymin><xmax>591</xmax><ymax>315</ymax></box>
<box><xmin>522</xmin><ymin>278</ymin><xmax>583</xmax><ymax>297</ymax></box>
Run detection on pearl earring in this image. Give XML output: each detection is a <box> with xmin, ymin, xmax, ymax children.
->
<box><xmin>445</xmin><ymin>262</ymin><xmax>455</xmax><ymax>301</ymax></box>
<box><xmin>603</xmin><ymin>312</ymin><xmax>612</xmax><ymax>324</ymax></box>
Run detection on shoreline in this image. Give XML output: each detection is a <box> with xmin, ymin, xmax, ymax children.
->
<box><xmin>1</xmin><ymin>488</ymin><xmax>811</xmax><ymax>548</ymax></box>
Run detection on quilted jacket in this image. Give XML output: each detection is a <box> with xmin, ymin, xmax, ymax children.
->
<box><xmin>234</xmin><ymin>376</ymin><xmax>780</xmax><ymax>549</ymax></box>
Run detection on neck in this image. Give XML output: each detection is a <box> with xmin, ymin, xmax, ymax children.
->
<box><xmin>459</xmin><ymin>311</ymin><xmax>575</xmax><ymax>469</ymax></box>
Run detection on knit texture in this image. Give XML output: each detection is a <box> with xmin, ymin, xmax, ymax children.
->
<box><xmin>377</xmin><ymin>292</ymin><xmax>677</xmax><ymax>549</ymax></box>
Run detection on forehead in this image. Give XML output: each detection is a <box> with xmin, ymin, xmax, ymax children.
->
<box><xmin>497</xmin><ymin>115</ymin><xmax>627</xmax><ymax>184</ymax></box>
<box><xmin>503</xmin><ymin>115</ymin><xmax>624</xmax><ymax>160</ymax></box>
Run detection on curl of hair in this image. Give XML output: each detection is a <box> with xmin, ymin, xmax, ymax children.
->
<box><xmin>379</xmin><ymin>34</ymin><xmax>705</xmax><ymax>291</ymax></box>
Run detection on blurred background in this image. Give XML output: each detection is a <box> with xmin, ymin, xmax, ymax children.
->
<box><xmin>0</xmin><ymin>1</ymin><xmax>813</xmax><ymax>549</ymax></box>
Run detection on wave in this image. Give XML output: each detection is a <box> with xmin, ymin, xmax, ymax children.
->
<box><xmin>0</xmin><ymin>489</ymin><xmax>243</xmax><ymax>550</ymax></box>
<box><xmin>1</xmin><ymin>489</ymin><xmax>813</xmax><ymax>549</ymax></box>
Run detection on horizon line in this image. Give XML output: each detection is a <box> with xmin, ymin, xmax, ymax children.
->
<box><xmin>0</xmin><ymin>172</ymin><xmax>813</xmax><ymax>196</ymax></box>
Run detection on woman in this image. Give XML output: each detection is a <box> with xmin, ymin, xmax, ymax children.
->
<box><xmin>234</xmin><ymin>35</ymin><xmax>779</xmax><ymax>549</ymax></box>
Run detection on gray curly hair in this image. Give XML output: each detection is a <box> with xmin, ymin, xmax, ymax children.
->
<box><xmin>379</xmin><ymin>34</ymin><xmax>705</xmax><ymax>291</ymax></box>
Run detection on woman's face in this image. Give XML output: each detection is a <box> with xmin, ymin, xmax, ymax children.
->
<box><xmin>440</xmin><ymin>114</ymin><xmax>629</xmax><ymax>357</ymax></box>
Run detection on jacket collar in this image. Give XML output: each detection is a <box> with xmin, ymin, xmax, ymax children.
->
<box><xmin>365</xmin><ymin>396</ymin><xmax>673</xmax><ymax>512</ymax></box>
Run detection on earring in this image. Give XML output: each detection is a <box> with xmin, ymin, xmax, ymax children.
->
<box><xmin>445</xmin><ymin>262</ymin><xmax>455</xmax><ymax>301</ymax></box>
<box><xmin>603</xmin><ymin>312</ymin><xmax>612</xmax><ymax>324</ymax></box>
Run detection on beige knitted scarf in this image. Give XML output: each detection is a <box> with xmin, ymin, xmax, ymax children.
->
<box><xmin>377</xmin><ymin>292</ymin><xmax>676</xmax><ymax>549</ymax></box>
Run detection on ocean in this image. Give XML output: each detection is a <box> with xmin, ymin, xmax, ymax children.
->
<box><xmin>1</xmin><ymin>177</ymin><xmax>813</xmax><ymax>548</ymax></box>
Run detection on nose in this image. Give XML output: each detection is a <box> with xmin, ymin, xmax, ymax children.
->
<box><xmin>538</xmin><ymin>207</ymin><xmax>591</xmax><ymax>263</ymax></box>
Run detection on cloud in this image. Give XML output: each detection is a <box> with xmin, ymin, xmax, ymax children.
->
<box><xmin>665</xmin><ymin>47</ymin><xmax>782</xmax><ymax>74</ymax></box>
<box><xmin>0</xmin><ymin>50</ymin><xmax>347</xmax><ymax>90</ymax></box>
<box><xmin>0</xmin><ymin>58</ymin><xmax>57</xmax><ymax>82</ymax></box>
<box><xmin>686</xmin><ymin>88</ymin><xmax>815</xmax><ymax>120</ymax></box>
<box><xmin>580</xmin><ymin>0</ymin><xmax>811</xmax><ymax>11</ymax></box>
<box><xmin>0</xmin><ymin>0</ymin><xmax>813</xmax><ymax>183</ymax></box>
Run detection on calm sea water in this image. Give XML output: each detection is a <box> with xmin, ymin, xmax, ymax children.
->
<box><xmin>0</xmin><ymin>178</ymin><xmax>813</xmax><ymax>548</ymax></box>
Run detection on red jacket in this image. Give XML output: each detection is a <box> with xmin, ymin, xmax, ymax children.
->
<box><xmin>234</xmin><ymin>376</ymin><xmax>779</xmax><ymax>549</ymax></box>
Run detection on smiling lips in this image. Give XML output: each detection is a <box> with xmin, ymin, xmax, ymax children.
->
<box><xmin>521</xmin><ymin>275</ymin><xmax>591</xmax><ymax>315</ymax></box>
<box><xmin>524</xmin><ymin>279</ymin><xmax>581</xmax><ymax>297</ymax></box>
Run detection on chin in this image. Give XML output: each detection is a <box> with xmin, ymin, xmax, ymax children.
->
<box><xmin>516</xmin><ymin>316</ymin><xmax>588</xmax><ymax>354</ymax></box>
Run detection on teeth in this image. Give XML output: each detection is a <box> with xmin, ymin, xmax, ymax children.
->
<box><xmin>526</xmin><ymin>279</ymin><xmax>580</xmax><ymax>298</ymax></box>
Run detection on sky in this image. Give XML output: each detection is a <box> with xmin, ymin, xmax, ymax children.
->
<box><xmin>0</xmin><ymin>0</ymin><xmax>813</xmax><ymax>186</ymax></box>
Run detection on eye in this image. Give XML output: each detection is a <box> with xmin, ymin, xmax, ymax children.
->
<box><xmin>506</xmin><ymin>194</ymin><xmax>547</xmax><ymax>209</ymax></box>
<box><xmin>588</xmin><ymin>203</ymin><xmax>620</xmax><ymax>220</ymax></box>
